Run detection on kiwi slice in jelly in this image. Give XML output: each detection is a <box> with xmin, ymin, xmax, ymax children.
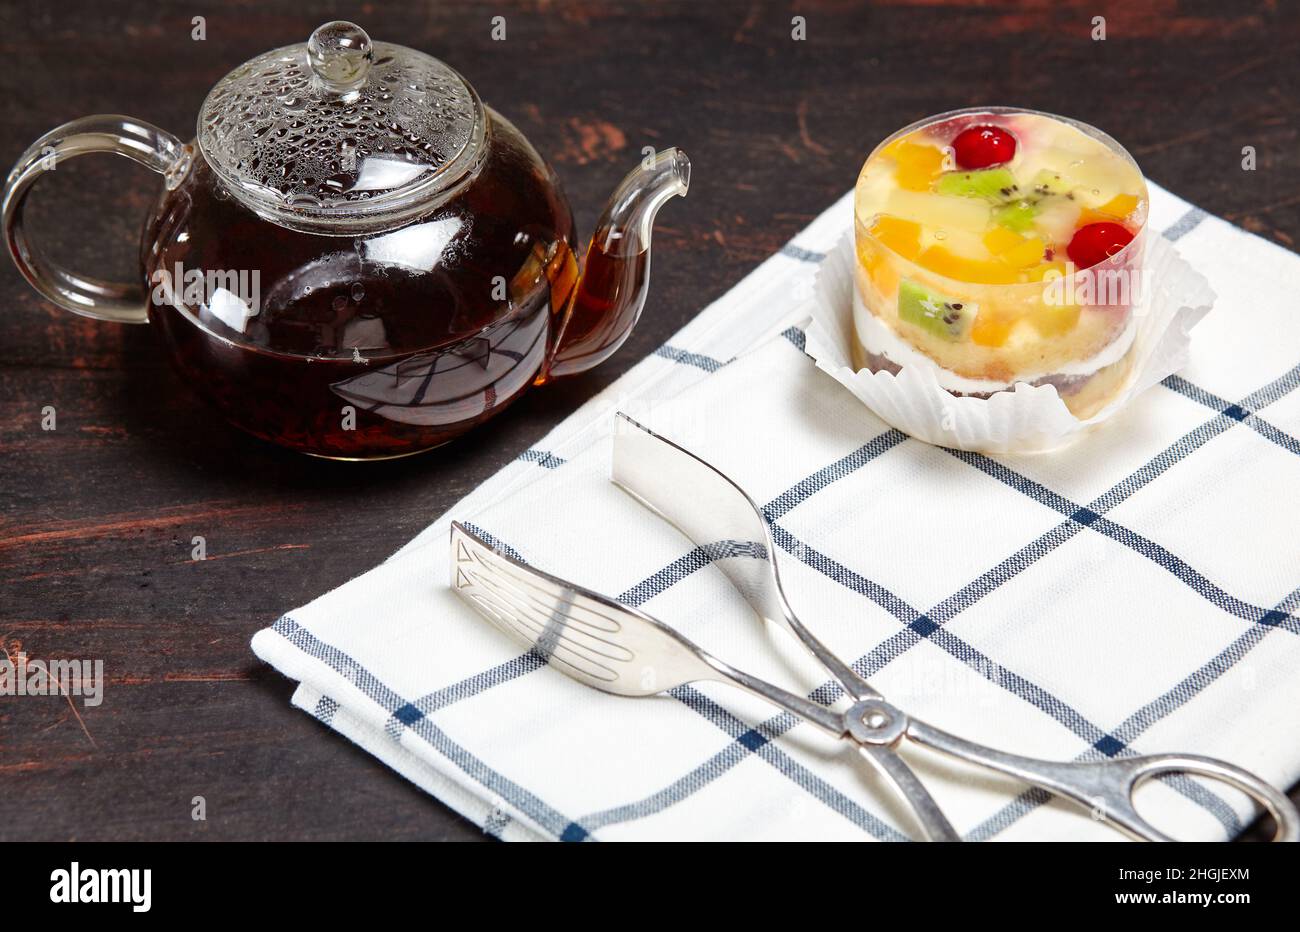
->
<box><xmin>1031</xmin><ymin>169</ymin><xmax>1072</xmax><ymax>196</ymax></box>
<box><xmin>898</xmin><ymin>279</ymin><xmax>973</xmax><ymax>341</ymax></box>
<box><xmin>932</xmin><ymin>166</ymin><xmax>1079</xmax><ymax>243</ymax></box>
<box><xmin>993</xmin><ymin>199</ymin><xmax>1039</xmax><ymax>233</ymax></box>
<box><xmin>934</xmin><ymin>167</ymin><xmax>1019</xmax><ymax>202</ymax></box>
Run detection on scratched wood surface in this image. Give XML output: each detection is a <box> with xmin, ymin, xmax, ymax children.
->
<box><xmin>1</xmin><ymin>0</ymin><xmax>1296</xmax><ymax>841</ymax></box>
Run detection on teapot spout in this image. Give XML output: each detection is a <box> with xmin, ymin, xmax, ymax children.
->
<box><xmin>544</xmin><ymin>148</ymin><xmax>689</xmax><ymax>380</ymax></box>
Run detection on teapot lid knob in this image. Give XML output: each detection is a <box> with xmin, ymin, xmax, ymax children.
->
<box><xmin>307</xmin><ymin>21</ymin><xmax>373</xmax><ymax>94</ymax></box>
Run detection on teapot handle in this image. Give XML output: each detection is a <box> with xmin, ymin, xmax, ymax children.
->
<box><xmin>3</xmin><ymin>115</ymin><xmax>189</xmax><ymax>323</ymax></box>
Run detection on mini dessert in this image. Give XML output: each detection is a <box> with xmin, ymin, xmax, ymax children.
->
<box><xmin>852</xmin><ymin>108</ymin><xmax>1148</xmax><ymax>418</ymax></box>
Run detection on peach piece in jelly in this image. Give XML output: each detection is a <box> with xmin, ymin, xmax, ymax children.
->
<box><xmin>885</xmin><ymin>140</ymin><xmax>946</xmax><ymax>192</ymax></box>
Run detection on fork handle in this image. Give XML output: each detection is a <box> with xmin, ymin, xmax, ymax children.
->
<box><xmin>906</xmin><ymin>718</ymin><xmax>1299</xmax><ymax>842</ymax></box>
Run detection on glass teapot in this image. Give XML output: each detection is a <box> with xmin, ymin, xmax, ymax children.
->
<box><xmin>2</xmin><ymin>21</ymin><xmax>689</xmax><ymax>459</ymax></box>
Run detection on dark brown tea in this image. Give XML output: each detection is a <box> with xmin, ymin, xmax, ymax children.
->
<box><xmin>542</xmin><ymin>230</ymin><xmax>649</xmax><ymax>382</ymax></box>
<box><xmin>143</xmin><ymin>113</ymin><xmax>583</xmax><ymax>459</ymax></box>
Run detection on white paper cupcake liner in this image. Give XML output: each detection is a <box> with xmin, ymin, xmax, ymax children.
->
<box><xmin>805</xmin><ymin>231</ymin><xmax>1215</xmax><ymax>453</ymax></box>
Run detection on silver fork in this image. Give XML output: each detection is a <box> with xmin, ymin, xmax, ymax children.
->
<box><xmin>450</xmin><ymin>413</ymin><xmax>1298</xmax><ymax>842</ymax></box>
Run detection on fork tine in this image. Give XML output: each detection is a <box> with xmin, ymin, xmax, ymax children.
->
<box><xmin>461</xmin><ymin>580</ymin><xmax>623</xmax><ymax>684</ymax></box>
<box><xmin>451</xmin><ymin>522</ymin><xmax>716</xmax><ymax>695</ymax></box>
<box><xmin>463</xmin><ymin>557</ymin><xmax>634</xmax><ymax>663</ymax></box>
<box><xmin>470</xmin><ymin>549</ymin><xmax>628</xmax><ymax>641</ymax></box>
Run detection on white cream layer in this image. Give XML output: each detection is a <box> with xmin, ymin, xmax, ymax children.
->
<box><xmin>852</xmin><ymin>291</ymin><xmax>1138</xmax><ymax>393</ymax></box>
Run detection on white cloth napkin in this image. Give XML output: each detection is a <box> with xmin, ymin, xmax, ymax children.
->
<box><xmin>252</xmin><ymin>183</ymin><xmax>1300</xmax><ymax>841</ymax></box>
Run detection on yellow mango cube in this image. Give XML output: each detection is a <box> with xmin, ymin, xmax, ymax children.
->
<box><xmin>916</xmin><ymin>246</ymin><xmax>1020</xmax><ymax>284</ymax></box>
<box><xmin>870</xmin><ymin>215</ymin><xmax>922</xmax><ymax>260</ymax></box>
<box><xmin>983</xmin><ymin>226</ymin><xmax>1026</xmax><ymax>256</ymax></box>
<box><xmin>1097</xmin><ymin>194</ymin><xmax>1139</xmax><ymax>219</ymax></box>
<box><xmin>1027</xmin><ymin>260</ymin><xmax>1068</xmax><ymax>282</ymax></box>
<box><xmin>870</xmin><ymin>260</ymin><xmax>901</xmax><ymax>300</ymax></box>
<box><xmin>1078</xmin><ymin>204</ymin><xmax>1138</xmax><ymax>228</ymax></box>
<box><xmin>1001</xmin><ymin>236</ymin><xmax>1048</xmax><ymax>269</ymax></box>
<box><xmin>1029</xmin><ymin>302</ymin><xmax>1082</xmax><ymax>337</ymax></box>
<box><xmin>890</xmin><ymin>142</ymin><xmax>945</xmax><ymax>192</ymax></box>
<box><xmin>970</xmin><ymin>309</ymin><xmax>1016</xmax><ymax>347</ymax></box>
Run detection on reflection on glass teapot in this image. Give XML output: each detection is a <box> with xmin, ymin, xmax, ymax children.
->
<box><xmin>2</xmin><ymin>21</ymin><xmax>689</xmax><ymax>459</ymax></box>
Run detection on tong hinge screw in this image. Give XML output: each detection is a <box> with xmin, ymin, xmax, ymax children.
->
<box><xmin>845</xmin><ymin>699</ymin><xmax>907</xmax><ymax>746</ymax></box>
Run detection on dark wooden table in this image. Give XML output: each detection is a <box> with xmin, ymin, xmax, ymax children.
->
<box><xmin>2</xmin><ymin>0</ymin><xmax>1296</xmax><ymax>842</ymax></box>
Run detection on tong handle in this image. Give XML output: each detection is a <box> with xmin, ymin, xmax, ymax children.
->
<box><xmin>906</xmin><ymin>718</ymin><xmax>1299</xmax><ymax>842</ymax></box>
<box><xmin>857</xmin><ymin>744</ymin><xmax>961</xmax><ymax>841</ymax></box>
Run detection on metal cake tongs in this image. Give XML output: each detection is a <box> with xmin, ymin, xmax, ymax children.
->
<box><xmin>450</xmin><ymin>414</ymin><xmax>1298</xmax><ymax>842</ymax></box>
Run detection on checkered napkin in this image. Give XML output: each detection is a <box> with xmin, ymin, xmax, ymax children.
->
<box><xmin>252</xmin><ymin>183</ymin><xmax>1300</xmax><ymax>841</ymax></box>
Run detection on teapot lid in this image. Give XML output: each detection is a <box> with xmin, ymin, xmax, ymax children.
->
<box><xmin>197</xmin><ymin>21</ymin><xmax>486</xmax><ymax>233</ymax></box>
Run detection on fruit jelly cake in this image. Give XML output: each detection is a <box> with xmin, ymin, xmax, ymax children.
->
<box><xmin>852</xmin><ymin>109</ymin><xmax>1148</xmax><ymax>417</ymax></box>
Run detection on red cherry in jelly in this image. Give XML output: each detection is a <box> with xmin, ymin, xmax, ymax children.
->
<box><xmin>1067</xmin><ymin>222</ymin><xmax>1135</xmax><ymax>269</ymax></box>
<box><xmin>952</xmin><ymin>125</ymin><xmax>1017</xmax><ymax>169</ymax></box>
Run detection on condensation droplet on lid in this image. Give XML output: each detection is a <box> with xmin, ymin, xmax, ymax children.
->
<box><xmin>198</xmin><ymin>27</ymin><xmax>479</xmax><ymax>214</ymax></box>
